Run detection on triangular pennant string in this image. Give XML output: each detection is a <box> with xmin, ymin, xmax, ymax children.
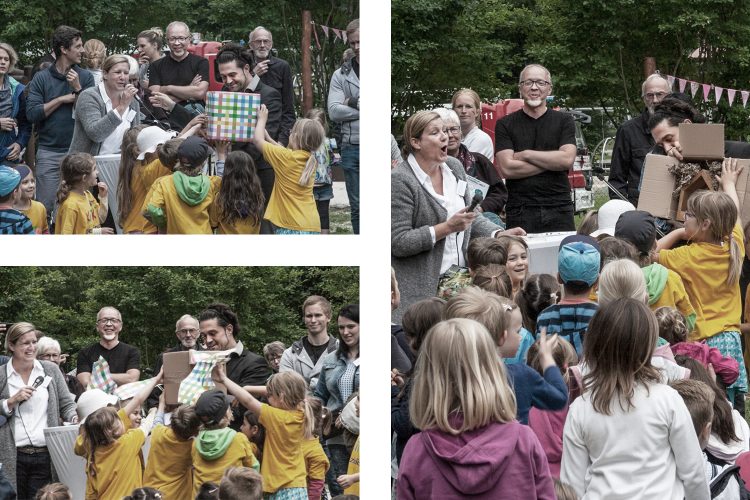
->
<box><xmin>715</xmin><ymin>86</ymin><xmax>723</xmax><ymax>105</ymax></box>
<box><xmin>667</xmin><ymin>75</ymin><xmax>675</xmax><ymax>88</ymax></box>
<box><xmin>742</xmin><ymin>91</ymin><xmax>749</xmax><ymax>107</ymax></box>
<box><xmin>702</xmin><ymin>84</ymin><xmax>711</xmax><ymax>102</ymax></box>
<box><xmin>728</xmin><ymin>89</ymin><xmax>737</xmax><ymax>106</ymax></box>
<box><xmin>678</xmin><ymin>78</ymin><xmax>687</xmax><ymax>93</ymax></box>
<box><xmin>690</xmin><ymin>81</ymin><xmax>699</xmax><ymax>97</ymax></box>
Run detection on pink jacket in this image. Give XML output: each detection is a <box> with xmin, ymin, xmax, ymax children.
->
<box><xmin>671</xmin><ymin>341</ymin><xmax>740</xmax><ymax>386</ymax></box>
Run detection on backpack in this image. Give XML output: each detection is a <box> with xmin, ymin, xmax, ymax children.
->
<box><xmin>707</xmin><ymin>451</ymin><xmax>750</xmax><ymax>500</ymax></box>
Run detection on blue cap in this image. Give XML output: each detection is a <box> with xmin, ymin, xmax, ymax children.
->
<box><xmin>558</xmin><ymin>241</ymin><xmax>600</xmax><ymax>286</ymax></box>
<box><xmin>0</xmin><ymin>166</ymin><xmax>21</xmax><ymax>197</ymax></box>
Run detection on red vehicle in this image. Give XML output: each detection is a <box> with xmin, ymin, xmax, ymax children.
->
<box><xmin>480</xmin><ymin>99</ymin><xmax>594</xmax><ymax>212</ymax></box>
<box><xmin>187</xmin><ymin>41</ymin><xmax>224</xmax><ymax>91</ymax></box>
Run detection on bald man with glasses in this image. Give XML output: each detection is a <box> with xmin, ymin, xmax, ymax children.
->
<box><xmin>608</xmin><ymin>74</ymin><xmax>672</xmax><ymax>205</ymax></box>
<box><xmin>495</xmin><ymin>64</ymin><xmax>577</xmax><ymax>233</ymax></box>
<box><xmin>76</xmin><ymin>306</ymin><xmax>141</xmax><ymax>387</ymax></box>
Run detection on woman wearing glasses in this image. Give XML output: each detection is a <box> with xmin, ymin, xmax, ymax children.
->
<box><xmin>452</xmin><ymin>88</ymin><xmax>494</xmax><ymax>161</ymax></box>
<box><xmin>36</xmin><ymin>336</ymin><xmax>84</xmax><ymax>400</ymax></box>
<box><xmin>433</xmin><ymin>107</ymin><xmax>508</xmax><ymax>225</ymax></box>
<box><xmin>0</xmin><ymin>322</ymin><xmax>78</xmax><ymax>498</ymax></box>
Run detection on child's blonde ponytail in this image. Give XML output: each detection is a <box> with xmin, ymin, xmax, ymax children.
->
<box><xmin>728</xmin><ymin>233</ymin><xmax>741</xmax><ymax>285</ymax></box>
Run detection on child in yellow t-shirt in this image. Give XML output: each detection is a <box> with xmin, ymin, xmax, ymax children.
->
<box><xmin>191</xmin><ymin>389</ymin><xmax>259</xmax><ymax>497</ymax></box>
<box><xmin>118</xmin><ymin>126</ymin><xmax>177</xmax><ymax>233</ymax></box>
<box><xmin>143</xmin><ymin>393</ymin><xmax>201</xmax><ymax>500</ymax></box>
<box><xmin>12</xmin><ymin>165</ymin><xmax>48</xmax><ymax>233</ymax></box>
<box><xmin>213</xmin><ymin>364</ymin><xmax>313</xmax><ymax>499</ymax></box>
<box><xmin>54</xmin><ymin>153</ymin><xmax>112</xmax><ymax>234</ymax></box>
<box><xmin>252</xmin><ymin>104</ymin><xmax>325</xmax><ymax>234</ymax></box>
<box><xmin>337</xmin><ymin>394</ymin><xmax>360</xmax><ymax>496</ymax></box>
<box><xmin>656</xmin><ymin>158</ymin><xmax>747</xmax><ymax>401</ymax></box>
<box><xmin>74</xmin><ymin>372</ymin><xmax>162</xmax><ymax>499</ymax></box>
<box><xmin>209</xmin><ymin>147</ymin><xmax>263</xmax><ymax>234</ymax></box>
<box><xmin>302</xmin><ymin>397</ymin><xmax>330</xmax><ymax>500</ymax></box>
<box><xmin>143</xmin><ymin>136</ymin><xmax>220</xmax><ymax>234</ymax></box>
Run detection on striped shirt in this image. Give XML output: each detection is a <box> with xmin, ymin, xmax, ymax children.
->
<box><xmin>535</xmin><ymin>300</ymin><xmax>599</xmax><ymax>354</ymax></box>
<box><xmin>0</xmin><ymin>208</ymin><xmax>33</xmax><ymax>234</ymax></box>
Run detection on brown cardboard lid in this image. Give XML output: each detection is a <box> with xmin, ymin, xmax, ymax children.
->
<box><xmin>679</xmin><ymin>123</ymin><xmax>724</xmax><ymax>161</ymax></box>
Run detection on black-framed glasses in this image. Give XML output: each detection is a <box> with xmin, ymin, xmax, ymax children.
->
<box><xmin>96</xmin><ymin>318</ymin><xmax>121</xmax><ymax>325</ymax></box>
<box><xmin>167</xmin><ymin>36</ymin><xmax>189</xmax><ymax>43</ymax></box>
<box><xmin>644</xmin><ymin>91</ymin><xmax>668</xmax><ymax>100</ymax></box>
<box><xmin>520</xmin><ymin>79</ymin><xmax>550</xmax><ymax>89</ymax></box>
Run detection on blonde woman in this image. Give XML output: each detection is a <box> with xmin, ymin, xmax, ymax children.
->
<box><xmin>397</xmin><ymin>318</ymin><xmax>555</xmax><ymax>499</ymax></box>
<box><xmin>69</xmin><ymin>54</ymin><xmax>141</xmax><ymax>156</ymax></box>
<box><xmin>451</xmin><ymin>88</ymin><xmax>494</xmax><ymax>160</ymax></box>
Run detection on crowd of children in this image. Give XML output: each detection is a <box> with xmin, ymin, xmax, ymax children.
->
<box><xmin>391</xmin><ymin>158</ymin><xmax>750</xmax><ymax>498</ymax></box>
<box><xmin>0</xmin><ymin>104</ymin><xmax>342</xmax><ymax>235</ymax></box>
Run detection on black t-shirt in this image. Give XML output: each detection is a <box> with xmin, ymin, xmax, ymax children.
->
<box><xmin>494</xmin><ymin>109</ymin><xmax>576</xmax><ymax>207</ymax></box>
<box><xmin>302</xmin><ymin>337</ymin><xmax>329</xmax><ymax>366</ymax></box>
<box><xmin>76</xmin><ymin>341</ymin><xmax>141</xmax><ymax>375</ymax></box>
<box><xmin>148</xmin><ymin>53</ymin><xmax>210</xmax><ymax>105</ymax></box>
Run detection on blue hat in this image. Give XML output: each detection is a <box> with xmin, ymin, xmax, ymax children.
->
<box><xmin>558</xmin><ymin>241</ymin><xmax>600</xmax><ymax>286</ymax></box>
<box><xmin>12</xmin><ymin>165</ymin><xmax>31</xmax><ymax>181</ymax></box>
<box><xmin>0</xmin><ymin>166</ymin><xmax>21</xmax><ymax>197</ymax></box>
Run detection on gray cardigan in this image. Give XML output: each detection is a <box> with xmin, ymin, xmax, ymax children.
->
<box><xmin>391</xmin><ymin>156</ymin><xmax>501</xmax><ymax>321</ymax></box>
<box><xmin>68</xmin><ymin>85</ymin><xmax>141</xmax><ymax>155</ymax></box>
<box><xmin>0</xmin><ymin>360</ymin><xmax>77</xmax><ymax>491</ymax></box>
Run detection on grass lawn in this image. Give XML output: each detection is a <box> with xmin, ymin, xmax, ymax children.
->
<box><xmin>329</xmin><ymin>206</ymin><xmax>354</xmax><ymax>234</ymax></box>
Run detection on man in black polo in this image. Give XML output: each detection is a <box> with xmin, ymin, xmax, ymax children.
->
<box><xmin>199</xmin><ymin>303</ymin><xmax>271</xmax><ymax>429</ymax></box>
<box><xmin>495</xmin><ymin>64</ymin><xmax>577</xmax><ymax>233</ymax></box>
<box><xmin>248</xmin><ymin>26</ymin><xmax>295</xmax><ymax>145</ymax></box>
<box><xmin>608</xmin><ymin>74</ymin><xmax>671</xmax><ymax>205</ymax></box>
<box><xmin>217</xmin><ymin>44</ymin><xmax>282</xmax><ymax>233</ymax></box>
<box><xmin>76</xmin><ymin>306</ymin><xmax>141</xmax><ymax>388</ymax></box>
<box><xmin>148</xmin><ymin>21</ymin><xmax>209</xmax><ymax>114</ymax></box>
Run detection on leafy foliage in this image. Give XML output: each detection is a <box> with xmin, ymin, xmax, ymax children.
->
<box><xmin>392</xmin><ymin>0</ymin><xmax>750</xmax><ymax>142</ymax></box>
<box><xmin>0</xmin><ymin>267</ymin><xmax>359</xmax><ymax>372</ymax></box>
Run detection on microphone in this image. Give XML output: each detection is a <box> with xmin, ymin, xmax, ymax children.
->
<box><xmin>17</xmin><ymin>376</ymin><xmax>44</xmax><ymax>407</ymax></box>
<box><xmin>467</xmin><ymin>190</ymin><xmax>483</xmax><ymax>212</ymax></box>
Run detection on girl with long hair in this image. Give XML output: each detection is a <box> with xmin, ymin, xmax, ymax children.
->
<box><xmin>210</xmin><ymin>150</ymin><xmax>265</xmax><ymax>234</ymax></box>
<box><xmin>560</xmin><ymin>299</ymin><xmax>708</xmax><ymax>498</ymax></box>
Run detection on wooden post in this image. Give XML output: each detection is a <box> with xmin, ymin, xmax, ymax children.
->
<box><xmin>302</xmin><ymin>10</ymin><xmax>313</xmax><ymax>115</ymax></box>
<box><xmin>644</xmin><ymin>57</ymin><xmax>656</xmax><ymax>78</ymax></box>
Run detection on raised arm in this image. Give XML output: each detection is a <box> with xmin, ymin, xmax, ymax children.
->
<box><xmin>721</xmin><ymin>157</ymin><xmax>743</xmax><ymax>213</ymax></box>
<box><xmin>252</xmin><ymin>104</ymin><xmax>269</xmax><ymax>153</ymax></box>
<box><xmin>122</xmin><ymin>368</ymin><xmax>162</xmax><ymax>418</ymax></box>
<box><xmin>212</xmin><ymin>362</ymin><xmax>262</xmax><ymax>415</ymax></box>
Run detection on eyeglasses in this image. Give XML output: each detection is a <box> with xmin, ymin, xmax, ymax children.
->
<box><xmin>444</xmin><ymin>127</ymin><xmax>461</xmax><ymax>135</ymax></box>
<box><xmin>684</xmin><ymin>211</ymin><xmax>695</xmax><ymax>219</ymax></box>
<box><xmin>96</xmin><ymin>318</ymin><xmax>121</xmax><ymax>325</ymax></box>
<box><xmin>252</xmin><ymin>39</ymin><xmax>272</xmax><ymax>46</ymax></box>
<box><xmin>38</xmin><ymin>353</ymin><xmax>60</xmax><ymax>360</ymax></box>
<box><xmin>167</xmin><ymin>37</ymin><xmax>189</xmax><ymax>43</ymax></box>
<box><xmin>177</xmin><ymin>328</ymin><xmax>199</xmax><ymax>336</ymax></box>
<box><xmin>520</xmin><ymin>79</ymin><xmax>551</xmax><ymax>89</ymax></box>
<box><xmin>644</xmin><ymin>92</ymin><xmax>668</xmax><ymax>100</ymax></box>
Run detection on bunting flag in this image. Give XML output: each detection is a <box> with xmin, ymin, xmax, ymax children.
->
<box><xmin>321</xmin><ymin>25</ymin><xmax>329</xmax><ymax>37</ymax></box>
<box><xmin>666</xmin><ymin>74</ymin><xmax>750</xmax><ymax>108</ymax></box>
<box><xmin>312</xmin><ymin>20</ymin><xmax>351</xmax><ymax>44</ymax></box>
<box><xmin>312</xmin><ymin>21</ymin><xmax>321</xmax><ymax>49</ymax></box>
<box><xmin>342</xmin><ymin>32</ymin><xmax>347</xmax><ymax>43</ymax></box>
<box><xmin>332</xmin><ymin>28</ymin><xmax>342</xmax><ymax>40</ymax></box>
<box><xmin>114</xmin><ymin>377</ymin><xmax>157</xmax><ymax>401</ymax></box>
<box><xmin>690</xmin><ymin>81</ymin><xmax>700</xmax><ymax>98</ymax></box>
<box><xmin>88</xmin><ymin>356</ymin><xmax>117</xmax><ymax>395</ymax></box>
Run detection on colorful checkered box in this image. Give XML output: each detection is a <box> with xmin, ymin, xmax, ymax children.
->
<box><xmin>206</xmin><ymin>91</ymin><xmax>261</xmax><ymax>142</ymax></box>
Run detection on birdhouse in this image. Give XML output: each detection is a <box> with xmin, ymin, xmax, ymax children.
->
<box><xmin>676</xmin><ymin>171</ymin><xmax>715</xmax><ymax>221</ymax></box>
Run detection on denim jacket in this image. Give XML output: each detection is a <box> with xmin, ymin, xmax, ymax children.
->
<box><xmin>314</xmin><ymin>350</ymin><xmax>360</xmax><ymax>411</ymax></box>
<box><xmin>0</xmin><ymin>76</ymin><xmax>31</xmax><ymax>163</ymax></box>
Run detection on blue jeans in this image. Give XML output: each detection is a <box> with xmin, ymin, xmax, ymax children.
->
<box><xmin>341</xmin><ymin>144</ymin><xmax>359</xmax><ymax>234</ymax></box>
<box><xmin>324</xmin><ymin>442</ymin><xmax>350</xmax><ymax>496</ymax></box>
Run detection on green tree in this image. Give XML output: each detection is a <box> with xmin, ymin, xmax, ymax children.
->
<box><xmin>0</xmin><ymin>266</ymin><xmax>359</xmax><ymax>372</ymax></box>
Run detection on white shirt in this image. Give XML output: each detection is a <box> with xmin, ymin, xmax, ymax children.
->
<box><xmin>462</xmin><ymin>126</ymin><xmax>494</xmax><ymax>161</ymax></box>
<box><xmin>407</xmin><ymin>154</ymin><xmax>466</xmax><ymax>274</ymax></box>
<box><xmin>561</xmin><ymin>383</ymin><xmax>709</xmax><ymax>500</ymax></box>
<box><xmin>97</xmin><ymin>82</ymin><xmax>136</xmax><ymax>155</ymax></box>
<box><xmin>5</xmin><ymin>360</ymin><xmax>49</xmax><ymax>447</ymax></box>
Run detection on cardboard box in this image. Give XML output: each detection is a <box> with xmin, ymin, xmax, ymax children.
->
<box><xmin>676</xmin><ymin>171</ymin><xmax>715</xmax><ymax>221</ymax></box>
<box><xmin>526</xmin><ymin>231</ymin><xmax>576</xmax><ymax>276</ymax></box>
<box><xmin>679</xmin><ymin>123</ymin><xmax>724</xmax><ymax>161</ymax></box>
<box><xmin>205</xmin><ymin>91</ymin><xmax>261</xmax><ymax>143</ymax></box>
<box><xmin>638</xmin><ymin>154</ymin><xmax>750</xmax><ymax>223</ymax></box>
<box><xmin>163</xmin><ymin>351</ymin><xmax>225</xmax><ymax>405</ymax></box>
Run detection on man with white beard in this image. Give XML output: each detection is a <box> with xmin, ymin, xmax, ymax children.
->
<box><xmin>76</xmin><ymin>306</ymin><xmax>141</xmax><ymax>387</ymax></box>
<box><xmin>495</xmin><ymin>64</ymin><xmax>577</xmax><ymax>232</ymax></box>
<box><xmin>608</xmin><ymin>74</ymin><xmax>672</xmax><ymax>205</ymax></box>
